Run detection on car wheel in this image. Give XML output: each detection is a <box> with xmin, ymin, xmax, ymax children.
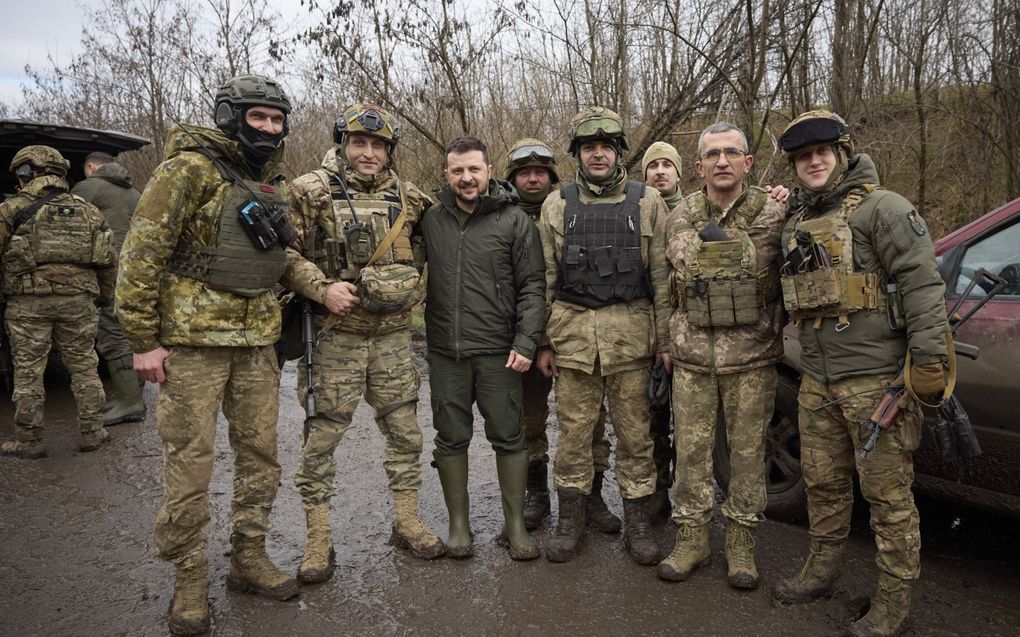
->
<box><xmin>712</xmin><ymin>371</ymin><xmax>807</xmax><ymax>521</ymax></box>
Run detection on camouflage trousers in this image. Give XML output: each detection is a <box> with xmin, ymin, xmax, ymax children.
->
<box><xmin>4</xmin><ymin>293</ymin><xmax>104</xmax><ymax>438</ymax></box>
<box><xmin>799</xmin><ymin>372</ymin><xmax>921</xmax><ymax>581</ymax></box>
<box><xmin>673</xmin><ymin>365</ymin><xmax>776</xmax><ymax>528</ymax></box>
<box><xmin>522</xmin><ymin>363</ymin><xmax>610</xmax><ymax>471</ymax></box>
<box><xmin>154</xmin><ymin>345</ymin><xmax>282</xmax><ymax>566</ymax></box>
<box><xmin>552</xmin><ymin>364</ymin><xmax>656</xmax><ymax>499</ymax></box>
<box><xmin>295</xmin><ymin>328</ymin><xmax>422</xmax><ymax>504</ymax></box>
<box><xmin>95</xmin><ymin>299</ymin><xmax>134</xmax><ymax>369</ymax></box>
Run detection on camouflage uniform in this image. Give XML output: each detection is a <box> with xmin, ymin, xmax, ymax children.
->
<box><xmin>1</xmin><ymin>158</ymin><xmax>116</xmax><ymax>454</ymax></box>
<box><xmin>283</xmin><ymin>148</ymin><xmax>431</xmax><ymax>501</ymax></box>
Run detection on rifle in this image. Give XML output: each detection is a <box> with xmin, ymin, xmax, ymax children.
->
<box><xmin>0</xmin><ymin>308</ymin><xmax>12</xmax><ymax>394</ymax></box>
<box><xmin>301</xmin><ymin>297</ymin><xmax>316</xmax><ymax>441</ymax></box>
<box><xmin>860</xmin><ymin>267</ymin><xmax>1007</xmax><ymax>457</ymax></box>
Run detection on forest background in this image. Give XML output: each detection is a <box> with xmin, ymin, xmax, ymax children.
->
<box><xmin>3</xmin><ymin>0</ymin><xmax>1019</xmax><ymax>236</ymax></box>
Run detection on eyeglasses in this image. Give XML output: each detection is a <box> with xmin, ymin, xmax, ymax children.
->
<box><xmin>700</xmin><ymin>147</ymin><xmax>746</xmax><ymax>162</ymax></box>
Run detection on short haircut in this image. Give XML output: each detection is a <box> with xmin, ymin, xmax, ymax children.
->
<box><xmin>445</xmin><ymin>136</ymin><xmax>488</xmax><ymax>165</ymax></box>
<box><xmin>697</xmin><ymin>122</ymin><xmax>749</xmax><ymax>155</ymax></box>
<box><xmin>84</xmin><ymin>151</ymin><xmax>116</xmax><ymax>166</ymax></box>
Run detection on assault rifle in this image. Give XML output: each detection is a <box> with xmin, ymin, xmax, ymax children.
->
<box><xmin>301</xmin><ymin>297</ymin><xmax>316</xmax><ymax>440</ymax></box>
<box><xmin>860</xmin><ymin>267</ymin><xmax>1007</xmax><ymax>458</ymax></box>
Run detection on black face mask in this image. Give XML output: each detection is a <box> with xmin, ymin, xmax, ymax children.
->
<box><xmin>238</xmin><ymin>114</ymin><xmax>286</xmax><ymax>164</ymax></box>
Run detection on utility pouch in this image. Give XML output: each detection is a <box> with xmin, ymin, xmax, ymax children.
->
<box><xmin>358</xmin><ymin>263</ymin><xmax>422</xmax><ymax>313</ymax></box>
<box><xmin>91</xmin><ymin>226</ymin><xmax>116</xmax><ymax>266</ymax></box>
<box><xmin>782</xmin><ymin>266</ymin><xmax>841</xmax><ymax>312</ymax></box>
<box><xmin>2</xmin><ymin>235</ymin><xmax>37</xmax><ymax>277</ymax></box>
<box><xmin>563</xmin><ymin>244</ymin><xmax>582</xmax><ymax>265</ymax></box>
<box><xmin>685</xmin><ymin>277</ymin><xmax>758</xmax><ymax>327</ymax></box>
<box><xmin>593</xmin><ymin>246</ymin><xmax>614</xmax><ymax>277</ymax></box>
<box><xmin>320</xmin><ymin>237</ymin><xmax>348</xmax><ymax>278</ymax></box>
<box><xmin>345</xmin><ymin>221</ymin><xmax>374</xmax><ymax>266</ymax></box>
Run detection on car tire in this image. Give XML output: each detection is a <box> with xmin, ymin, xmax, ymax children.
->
<box><xmin>712</xmin><ymin>371</ymin><xmax>807</xmax><ymax>522</ymax></box>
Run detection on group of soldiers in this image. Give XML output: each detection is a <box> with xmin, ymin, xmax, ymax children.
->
<box><xmin>0</xmin><ymin>72</ymin><xmax>951</xmax><ymax>637</ymax></box>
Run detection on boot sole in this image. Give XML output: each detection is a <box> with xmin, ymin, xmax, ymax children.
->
<box><xmin>496</xmin><ymin>533</ymin><xmax>540</xmax><ymax>561</ymax></box>
<box><xmin>545</xmin><ymin>533</ymin><xmax>586</xmax><ymax>563</ymax></box>
<box><xmin>656</xmin><ymin>554</ymin><xmax>711</xmax><ymax>582</ymax></box>
<box><xmin>771</xmin><ymin>586</ymin><xmax>837</xmax><ymax>606</ymax></box>
<box><xmin>445</xmin><ymin>545</ymin><xmax>474</xmax><ymax>559</ymax></box>
<box><xmin>389</xmin><ymin>529</ymin><xmax>446</xmax><ymax>560</ymax></box>
<box><xmin>167</xmin><ymin>595</ymin><xmax>210</xmax><ymax>636</ymax></box>
<box><xmin>103</xmin><ymin>409</ymin><xmax>147</xmax><ymax>426</ymax></box>
<box><xmin>1</xmin><ymin>447</ymin><xmax>47</xmax><ymax>459</ymax></box>
<box><xmin>226</xmin><ymin>574</ymin><xmax>299</xmax><ymax>601</ymax></box>
<box><xmin>297</xmin><ymin>547</ymin><xmax>336</xmax><ymax>585</ymax></box>
<box><xmin>727</xmin><ymin>572</ymin><xmax>760</xmax><ymax>590</ymax></box>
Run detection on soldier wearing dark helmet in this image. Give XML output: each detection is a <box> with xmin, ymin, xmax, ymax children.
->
<box><xmin>504</xmin><ymin>138</ymin><xmax>620</xmax><ymax>534</ymax></box>
<box><xmin>281</xmin><ymin>102</ymin><xmax>444</xmax><ymax>580</ymax></box>
<box><xmin>116</xmin><ymin>74</ymin><xmax>299</xmax><ymax>636</ymax></box>
<box><xmin>0</xmin><ymin>145</ymin><xmax>117</xmax><ymax>459</ymax></box>
<box><xmin>771</xmin><ymin>110</ymin><xmax>950</xmax><ymax>637</ymax></box>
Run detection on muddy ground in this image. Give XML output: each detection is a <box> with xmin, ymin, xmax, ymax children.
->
<box><xmin>1</xmin><ymin>346</ymin><xmax>1018</xmax><ymax>637</ymax></box>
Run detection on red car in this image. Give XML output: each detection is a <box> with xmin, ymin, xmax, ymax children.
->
<box><xmin>714</xmin><ymin>197</ymin><xmax>1020</xmax><ymax>519</ymax></box>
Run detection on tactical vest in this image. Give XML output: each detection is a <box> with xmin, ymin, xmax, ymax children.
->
<box><xmin>1</xmin><ymin>191</ymin><xmax>114</xmax><ymax>296</ymax></box>
<box><xmin>554</xmin><ymin>181</ymin><xmax>651</xmax><ymax>308</ymax></box>
<box><xmin>167</xmin><ymin>157</ymin><xmax>287</xmax><ymax>298</ymax></box>
<box><xmin>781</xmin><ymin>185</ymin><xmax>893</xmax><ymax>328</ymax></box>
<box><xmin>680</xmin><ymin>188</ymin><xmax>774</xmax><ymax>327</ymax></box>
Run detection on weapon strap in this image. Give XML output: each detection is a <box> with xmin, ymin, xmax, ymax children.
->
<box><xmin>11</xmin><ymin>190</ymin><xmax>62</xmax><ymax>232</ymax></box>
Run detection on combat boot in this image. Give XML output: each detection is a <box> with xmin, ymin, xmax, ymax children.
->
<box><xmin>79</xmin><ymin>427</ymin><xmax>111</xmax><ymax>452</ymax></box>
<box><xmin>546</xmin><ymin>488</ymin><xmax>587</xmax><ymax>562</ymax></box>
<box><xmin>586</xmin><ymin>471</ymin><xmax>622</xmax><ymax>534</ymax></box>
<box><xmin>495</xmin><ymin>451</ymin><xmax>540</xmax><ymax>560</ymax></box>
<box><xmin>297</xmin><ymin>502</ymin><xmax>335</xmax><ymax>584</ymax></box>
<box><xmin>103</xmin><ymin>361</ymin><xmax>146</xmax><ymax>425</ymax></box>
<box><xmin>168</xmin><ymin>556</ymin><xmax>210</xmax><ymax>636</ymax></box>
<box><xmin>622</xmin><ymin>496</ymin><xmax>660</xmax><ymax>565</ymax></box>
<box><xmin>433</xmin><ymin>452</ymin><xmax>473</xmax><ymax>558</ymax></box>
<box><xmin>523</xmin><ymin>459</ymin><xmax>551</xmax><ymax>530</ymax></box>
<box><xmin>772</xmin><ymin>540</ymin><xmax>845</xmax><ymax>604</ymax></box>
<box><xmin>390</xmin><ymin>490</ymin><xmax>446</xmax><ymax>559</ymax></box>
<box><xmin>657</xmin><ymin>523</ymin><xmax>711</xmax><ymax>581</ymax></box>
<box><xmin>847</xmin><ymin>573</ymin><xmax>912</xmax><ymax>637</ymax></box>
<box><xmin>646</xmin><ymin>488</ymin><xmax>672</xmax><ymax>524</ymax></box>
<box><xmin>724</xmin><ymin>522</ymin><xmax>759</xmax><ymax>589</ymax></box>
<box><xmin>0</xmin><ymin>437</ymin><xmax>47</xmax><ymax>459</ymax></box>
<box><xmin>226</xmin><ymin>537</ymin><xmax>299</xmax><ymax>601</ymax></box>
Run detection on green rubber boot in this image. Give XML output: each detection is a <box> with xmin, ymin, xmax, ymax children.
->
<box><xmin>495</xmin><ymin>451</ymin><xmax>540</xmax><ymax>560</ymax></box>
<box><xmin>103</xmin><ymin>360</ymin><xmax>146</xmax><ymax>426</ymax></box>
<box><xmin>434</xmin><ymin>452</ymin><xmax>473</xmax><ymax>558</ymax></box>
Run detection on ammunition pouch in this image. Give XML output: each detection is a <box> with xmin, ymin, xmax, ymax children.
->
<box><xmin>358</xmin><ymin>263</ymin><xmax>422</xmax><ymax>314</ymax></box>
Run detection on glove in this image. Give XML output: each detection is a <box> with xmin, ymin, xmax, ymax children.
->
<box><xmin>647</xmin><ymin>358</ymin><xmax>672</xmax><ymax>408</ymax></box>
<box><xmin>908</xmin><ymin>362</ymin><xmax>946</xmax><ymax>400</ymax></box>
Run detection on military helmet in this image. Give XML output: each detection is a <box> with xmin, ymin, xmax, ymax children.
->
<box><xmin>213</xmin><ymin>74</ymin><xmax>291</xmax><ymax>137</ymax></box>
<box><xmin>778</xmin><ymin>109</ymin><xmax>855</xmax><ymax>156</ymax></box>
<box><xmin>505</xmin><ymin>138</ymin><xmax>559</xmax><ymax>183</ymax></box>
<box><xmin>568</xmin><ymin>106</ymin><xmax>629</xmax><ymax>155</ymax></box>
<box><xmin>10</xmin><ymin>145</ymin><xmax>70</xmax><ymax>179</ymax></box>
<box><xmin>333</xmin><ymin>103</ymin><xmax>400</xmax><ymax>147</ymax></box>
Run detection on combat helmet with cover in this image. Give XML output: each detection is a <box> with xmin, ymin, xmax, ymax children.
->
<box><xmin>10</xmin><ymin>145</ymin><xmax>70</xmax><ymax>182</ymax></box>
<box><xmin>333</xmin><ymin>103</ymin><xmax>400</xmax><ymax>149</ymax></box>
<box><xmin>213</xmin><ymin>74</ymin><xmax>292</xmax><ymax>159</ymax></box>
<box><xmin>504</xmin><ymin>138</ymin><xmax>559</xmax><ymax>184</ymax></box>
<box><xmin>568</xmin><ymin>106</ymin><xmax>628</xmax><ymax>157</ymax></box>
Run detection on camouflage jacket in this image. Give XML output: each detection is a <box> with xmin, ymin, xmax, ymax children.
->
<box><xmin>0</xmin><ymin>175</ymin><xmax>116</xmax><ymax>302</ymax></box>
<box><xmin>783</xmin><ymin>154</ymin><xmax>948</xmax><ymax>383</ymax></box>
<box><xmin>666</xmin><ymin>186</ymin><xmax>787</xmax><ymax>374</ymax></box>
<box><xmin>539</xmin><ymin>173</ymin><xmax>671</xmax><ymax>376</ymax></box>
<box><xmin>71</xmin><ymin>161</ymin><xmax>141</xmax><ymax>252</ymax></box>
<box><xmin>115</xmin><ymin>125</ymin><xmax>286</xmax><ymax>353</ymax></box>
<box><xmin>281</xmin><ymin>148</ymin><xmax>430</xmax><ymax>335</ymax></box>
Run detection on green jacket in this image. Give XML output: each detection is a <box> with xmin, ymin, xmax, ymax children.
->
<box><xmin>70</xmin><ymin>162</ymin><xmax>141</xmax><ymax>252</ymax></box>
<box><xmin>116</xmin><ymin>124</ymin><xmax>286</xmax><ymax>353</ymax></box>
<box><xmin>783</xmin><ymin>154</ymin><xmax>948</xmax><ymax>382</ymax></box>
<box><xmin>417</xmin><ymin>179</ymin><xmax>546</xmax><ymax>360</ymax></box>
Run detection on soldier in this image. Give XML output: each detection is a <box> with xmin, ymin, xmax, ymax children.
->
<box><xmin>771</xmin><ymin>111</ymin><xmax>949</xmax><ymax>637</ymax></box>
<box><xmin>418</xmin><ymin>136</ymin><xmax>545</xmax><ymax>561</ymax></box>
<box><xmin>537</xmin><ymin>107</ymin><xmax>671</xmax><ymax>565</ymax></box>
<box><xmin>640</xmin><ymin>141</ymin><xmax>685</xmax><ymax>521</ymax></box>
<box><xmin>71</xmin><ymin>151</ymin><xmax>145</xmax><ymax>426</ymax></box>
<box><xmin>0</xmin><ymin>145</ymin><xmax>116</xmax><ymax>458</ymax></box>
<box><xmin>656</xmin><ymin>123</ymin><xmax>787</xmax><ymax>589</ymax></box>
<box><xmin>504</xmin><ymin>138</ymin><xmax>620</xmax><ymax>535</ymax></box>
<box><xmin>282</xmin><ymin>103</ymin><xmax>444</xmax><ymax>581</ymax></box>
<box><xmin>116</xmin><ymin>74</ymin><xmax>299</xmax><ymax>636</ymax></box>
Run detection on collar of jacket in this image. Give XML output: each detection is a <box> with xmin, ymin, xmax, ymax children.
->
<box><xmin>165</xmin><ymin>123</ymin><xmax>285</xmax><ymax>182</ymax></box>
<box><xmin>792</xmin><ymin>153</ymin><xmax>880</xmax><ymax>214</ymax></box>
<box><xmin>575</xmin><ymin>164</ymin><xmax>627</xmax><ymax>198</ymax></box>
<box><xmin>93</xmin><ymin>162</ymin><xmax>133</xmax><ymax>188</ymax></box>
<box><xmin>436</xmin><ymin>178</ymin><xmax>514</xmax><ymax>216</ymax></box>
<box><xmin>20</xmin><ymin>174</ymin><xmax>69</xmax><ymax>198</ymax></box>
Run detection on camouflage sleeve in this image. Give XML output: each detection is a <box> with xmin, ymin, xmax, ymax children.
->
<box><xmin>115</xmin><ymin>154</ymin><xmax>218</xmax><ymax>353</ymax></box>
<box><xmin>88</xmin><ymin>205</ymin><xmax>118</xmax><ymax>305</ymax></box>
<box><xmin>0</xmin><ymin>200</ymin><xmax>16</xmax><ymax>298</ymax></box>
<box><xmin>280</xmin><ymin>173</ymin><xmax>332</xmax><ymax>303</ymax></box>
<box><xmin>403</xmin><ymin>181</ymin><xmax>433</xmax><ymax>272</ymax></box>
<box><xmin>510</xmin><ymin>208</ymin><xmax>547</xmax><ymax>359</ymax></box>
<box><xmin>537</xmin><ymin>193</ymin><xmax>563</xmax><ymax>347</ymax></box>
<box><xmin>665</xmin><ymin>198</ymin><xmax>695</xmax><ymax>288</ymax></box>
<box><xmin>868</xmin><ymin>192</ymin><xmax>949</xmax><ymax>365</ymax></box>
<box><xmin>647</xmin><ymin>194</ymin><xmax>672</xmax><ymax>353</ymax></box>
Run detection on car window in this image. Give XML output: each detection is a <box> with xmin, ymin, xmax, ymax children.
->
<box><xmin>953</xmin><ymin>220</ymin><xmax>1020</xmax><ymax>297</ymax></box>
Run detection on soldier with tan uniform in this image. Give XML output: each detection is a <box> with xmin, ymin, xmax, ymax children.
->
<box><xmin>771</xmin><ymin>111</ymin><xmax>949</xmax><ymax>637</ymax></box>
<box><xmin>505</xmin><ymin>138</ymin><xmax>620</xmax><ymax>535</ymax></box>
<box><xmin>282</xmin><ymin>103</ymin><xmax>444</xmax><ymax>581</ymax></box>
<box><xmin>656</xmin><ymin>123</ymin><xmax>787</xmax><ymax>589</ymax></box>
<box><xmin>117</xmin><ymin>75</ymin><xmax>299</xmax><ymax>636</ymax></box>
<box><xmin>71</xmin><ymin>151</ymin><xmax>145</xmax><ymax>426</ymax></box>
<box><xmin>537</xmin><ymin>107</ymin><xmax>672</xmax><ymax>565</ymax></box>
<box><xmin>0</xmin><ymin>145</ymin><xmax>116</xmax><ymax>458</ymax></box>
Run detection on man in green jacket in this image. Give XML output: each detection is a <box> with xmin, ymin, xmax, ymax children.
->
<box><xmin>71</xmin><ymin>151</ymin><xmax>145</xmax><ymax>426</ymax></box>
<box><xmin>117</xmin><ymin>74</ymin><xmax>299</xmax><ymax>636</ymax></box>
<box><xmin>771</xmin><ymin>110</ymin><xmax>949</xmax><ymax>637</ymax></box>
<box><xmin>418</xmin><ymin>136</ymin><xmax>546</xmax><ymax>561</ymax></box>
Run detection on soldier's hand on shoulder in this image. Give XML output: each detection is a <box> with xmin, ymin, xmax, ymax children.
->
<box><xmin>765</xmin><ymin>184</ymin><xmax>790</xmax><ymax>204</ymax></box>
<box><xmin>323</xmin><ymin>281</ymin><xmax>360</xmax><ymax>315</ymax></box>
